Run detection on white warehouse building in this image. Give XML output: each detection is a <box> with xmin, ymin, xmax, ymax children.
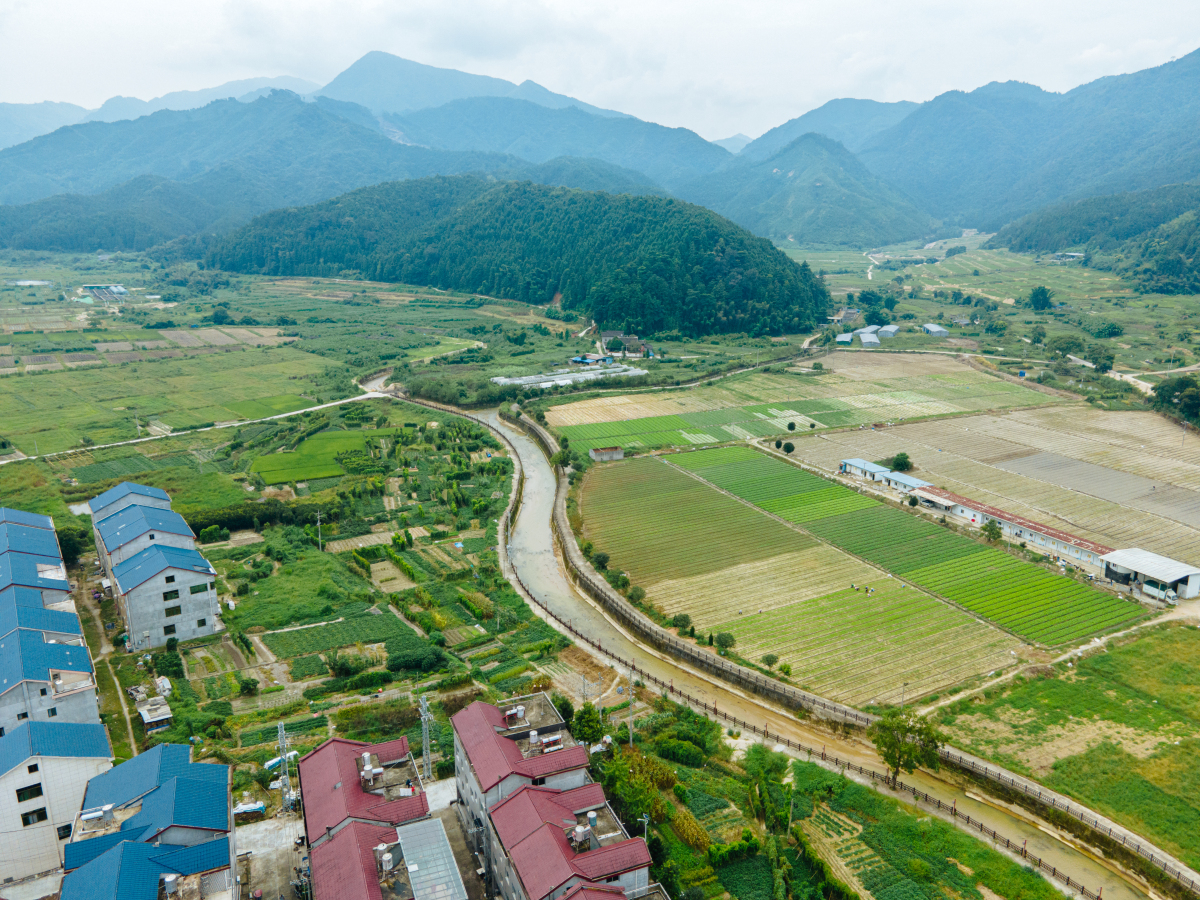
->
<box><xmin>1100</xmin><ymin>549</ymin><xmax>1200</xmax><ymax>601</ymax></box>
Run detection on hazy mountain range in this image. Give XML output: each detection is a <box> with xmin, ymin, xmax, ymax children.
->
<box><xmin>1</xmin><ymin>47</ymin><xmax>1199</xmax><ymax>255</ymax></box>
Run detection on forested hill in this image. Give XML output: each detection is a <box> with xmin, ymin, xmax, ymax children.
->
<box><xmin>988</xmin><ymin>183</ymin><xmax>1200</xmax><ymax>253</ymax></box>
<box><xmin>987</xmin><ymin>183</ymin><xmax>1200</xmax><ymax>294</ymax></box>
<box><xmin>208</xmin><ymin>176</ymin><xmax>829</xmax><ymax>336</ymax></box>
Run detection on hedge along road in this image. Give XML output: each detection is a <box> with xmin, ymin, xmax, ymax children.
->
<box><xmin>486</xmin><ymin>410</ymin><xmax>1151</xmax><ymax>900</ymax></box>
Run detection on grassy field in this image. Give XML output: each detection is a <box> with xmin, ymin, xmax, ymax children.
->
<box><xmin>550</xmin><ymin>352</ymin><xmax>1057</xmax><ymax>454</ymax></box>
<box><xmin>673</xmin><ymin>447</ymin><xmax>1145</xmax><ymax>645</ymax></box>
<box><xmin>580</xmin><ymin>456</ymin><xmax>1024</xmax><ymax>705</ymax></box>
<box><xmin>0</xmin><ymin>347</ymin><xmax>330</xmax><ymax>453</ymax></box>
<box><xmin>935</xmin><ymin>623</ymin><xmax>1200</xmax><ymax>870</ymax></box>
<box><xmin>250</xmin><ymin>429</ymin><xmax>380</xmax><ymax>483</ymax></box>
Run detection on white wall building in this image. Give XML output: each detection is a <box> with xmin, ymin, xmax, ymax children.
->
<box><xmin>0</xmin><ymin>721</ymin><xmax>111</xmax><ymax>880</ymax></box>
<box><xmin>112</xmin><ymin>546</ymin><xmax>218</xmax><ymax>650</ymax></box>
<box><xmin>1100</xmin><ymin>549</ymin><xmax>1200</xmax><ymax>601</ymax></box>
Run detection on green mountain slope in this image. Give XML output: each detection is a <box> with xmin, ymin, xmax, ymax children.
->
<box><xmin>391</xmin><ymin>97</ymin><xmax>730</xmax><ymax>190</ymax></box>
<box><xmin>989</xmin><ymin>183</ymin><xmax>1200</xmax><ymax>253</ymax></box>
<box><xmin>316</xmin><ymin>51</ymin><xmax>625</xmax><ymax>118</ymax></box>
<box><xmin>741</xmin><ymin>98</ymin><xmax>919</xmax><ymax>160</ymax></box>
<box><xmin>208</xmin><ymin>176</ymin><xmax>829</xmax><ymax>336</ymax></box>
<box><xmin>677</xmin><ymin>133</ymin><xmax>934</xmax><ymax>246</ymax></box>
<box><xmin>988</xmin><ymin>182</ymin><xmax>1200</xmax><ymax>294</ymax></box>
<box><xmin>859</xmin><ymin>49</ymin><xmax>1200</xmax><ymax>226</ymax></box>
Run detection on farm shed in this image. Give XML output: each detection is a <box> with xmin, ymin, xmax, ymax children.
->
<box><xmin>840</xmin><ymin>459</ymin><xmax>889</xmax><ymax>480</ymax></box>
<box><xmin>879</xmin><ymin>472</ymin><xmax>930</xmax><ymax>492</ymax></box>
<box><xmin>912</xmin><ymin>486</ymin><xmax>1113</xmax><ymax>572</ymax></box>
<box><xmin>854</xmin><ymin>325</ymin><xmax>880</xmax><ymax>335</ymax></box>
<box><xmin>859</xmin><ymin>333</ymin><xmax>881</xmax><ymax>347</ymax></box>
<box><xmin>1100</xmin><ymin>549</ymin><xmax>1200</xmax><ymax>600</ymax></box>
<box><xmin>835</xmin><ymin>333</ymin><xmax>853</xmax><ymax>344</ymax></box>
<box><xmin>923</xmin><ymin>323</ymin><xmax>950</xmax><ymax>337</ymax></box>
<box><xmin>589</xmin><ymin>447</ymin><xmax>624</xmax><ymax>462</ymax></box>
<box><xmin>878</xmin><ymin>324</ymin><xmax>900</xmax><ymax>338</ymax></box>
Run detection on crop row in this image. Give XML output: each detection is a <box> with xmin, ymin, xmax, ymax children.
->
<box><xmin>261</xmin><ymin>612</ymin><xmax>415</xmax><ymax>657</ymax></box>
<box><xmin>678</xmin><ymin>447</ymin><xmax>1143</xmax><ymax>645</ymax></box>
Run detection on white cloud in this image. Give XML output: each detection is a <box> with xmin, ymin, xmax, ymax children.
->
<box><xmin>0</xmin><ymin>0</ymin><xmax>1196</xmax><ymax>138</ymax></box>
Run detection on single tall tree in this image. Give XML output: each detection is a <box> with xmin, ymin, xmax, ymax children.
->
<box><xmin>867</xmin><ymin>708</ymin><xmax>946</xmax><ymax>787</ymax></box>
<box><xmin>1028</xmin><ymin>286</ymin><xmax>1055</xmax><ymax>311</ymax></box>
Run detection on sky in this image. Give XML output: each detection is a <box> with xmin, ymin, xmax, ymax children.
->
<box><xmin>2</xmin><ymin>0</ymin><xmax>1199</xmax><ymax>139</ymax></box>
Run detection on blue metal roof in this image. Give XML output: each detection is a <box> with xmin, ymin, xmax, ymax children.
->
<box><xmin>153</xmin><ymin>835</ymin><xmax>231</xmax><ymax>875</ymax></box>
<box><xmin>0</xmin><ymin>600</ymin><xmax>82</xmax><ymax>641</ymax></box>
<box><xmin>61</xmin><ymin>836</ymin><xmax>230</xmax><ymax>900</ymax></box>
<box><xmin>0</xmin><ymin>522</ymin><xmax>62</xmax><ymax>558</ymax></box>
<box><xmin>0</xmin><ymin>551</ymin><xmax>69</xmax><ymax>593</ymax></box>
<box><xmin>0</xmin><ymin>628</ymin><xmax>93</xmax><ymax>690</ymax></box>
<box><xmin>842</xmin><ymin>458</ymin><xmax>889</xmax><ymax>474</ymax></box>
<box><xmin>125</xmin><ymin>775</ymin><xmax>231</xmax><ymax>836</ymax></box>
<box><xmin>0</xmin><ymin>721</ymin><xmax>110</xmax><ymax>777</ymax></box>
<box><xmin>112</xmin><ymin>546</ymin><xmax>214</xmax><ymax>594</ymax></box>
<box><xmin>60</xmin><ymin>841</ymin><xmax>186</xmax><ymax>900</ymax></box>
<box><xmin>88</xmin><ymin>483</ymin><xmax>171</xmax><ymax>515</ymax></box>
<box><xmin>886</xmin><ymin>472</ymin><xmax>932</xmax><ymax>489</ymax></box>
<box><xmin>64</xmin><ymin>829</ymin><xmax>148</xmax><ymax>871</ymax></box>
<box><xmin>0</xmin><ymin>585</ymin><xmax>53</xmax><ymax>608</ymax></box>
<box><xmin>96</xmin><ymin>505</ymin><xmax>193</xmax><ymax>553</ymax></box>
<box><xmin>0</xmin><ymin>507</ymin><xmax>55</xmax><ymax>530</ymax></box>
<box><xmin>83</xmin><ymin>744</ymin><xmax>194</xmax><ymax>809</ymax></box>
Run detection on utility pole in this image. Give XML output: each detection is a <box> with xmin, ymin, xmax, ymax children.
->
<box><xmin>420</xmin><ymin>695</ymin><xmax>434</xmax><ymax>780</ymax></box>
<box><xmin>901</xmin><ymin>682</ymin><xmax>909</xmax><ymax>713</ymax></box>
<box><xmin>316</xmin><ymin>510</ymin><xmax>322</xmax><ymax>552</ymax></box>
<box><xmin>277</xmin><ymin>722</ymin><xmax>292</xmax><ymax>811</ymax></box>
<box><xmin>580</xmin><ymin>674</ymin><xmax>602</xmax><ymax>706</ymax></box>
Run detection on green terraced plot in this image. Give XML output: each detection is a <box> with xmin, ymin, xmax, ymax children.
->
<box><xmin>251</xmin><ymin>429</ymin><xmax>385</xmax><ymax>483</ymax></box>
<box><xmin>680</xmin><ymin>447</ymin><xmax>1145</xmax><ymax>645</ymax></box>
<box><xmin>581</xmin><ymin>453</ymin><xmax>1023</xmax><ymax>705</ymax></box>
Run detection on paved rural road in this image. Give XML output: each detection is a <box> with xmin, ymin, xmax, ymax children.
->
<box><xmin>488</xmin><ymin>410</ymin><xmax>1151</xmax><ymax>900</ymax></box>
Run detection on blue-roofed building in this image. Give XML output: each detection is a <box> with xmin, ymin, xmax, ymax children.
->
<box><xmin>0</xmin><ymin>721</ymin><xmax>111</xmax><ymax>879</ymax></box>
<box><xmin>60</xmin><ymin>835</ymin><xmax>233</xmax><ymax>900</ymax></box>
<box><xmin>879</xmin><ymin>471</ymin><xmax>932</xmax><ymax>493</ymax></box>
<box><xmin>87</xmin><ymin>482</ymin><xmax>171</xmax><ymax>523</ymax></box>
<box><xmin>63</xmin><ymin>746</ymin><xmax>232</xmax><ymax>900</ymax></box>
<box><xmin>112</xmin><ymin>546</ymin><xmax>218</xmax><ymax>650</ymax></box>
<box><xmin>0</xmin><ymin>621</ymin><xmax>99</xmax><ymax>735</ymax></box>
<box><xmin>89</xmin><ymin>485</ymin><xmax>219</xmax><ymax>650</ymax></box>
<box><xmin>0</xmin><ymin>507</ymin><xmax>56</xmax><ymax>531</ymax></box>
<box><xmin>839</xmin><ymin>459</ymin><xmax>890</xmax><ymax>480</ymax></box>
<box><xmin>94</xmin><ymin>504</ymin><xmax>195</xmax><ymax>581</ymax></box>
<box><xmin>0</xmin><ymin>521</ymin><xmax>64</xmax><ymax>558</ymax></box>
<box><xmin>0</xmin><ymin>550</ymin><xmax>70</xmax><ymax>605</ymax></box>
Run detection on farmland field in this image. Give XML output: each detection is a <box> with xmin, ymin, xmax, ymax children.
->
<box><xmin>580</xmin><ymin>456</ymin><xmax>1025</xmax><ymax>705</ymax></box>
<box><xmin>785</xmin><ymin>404</ymin><xmax>1200</xmax><ymax>564</ymax></box>
<box><xmin>936</xmin><ymin>624</ymin><xmax>1200</xmax><ymax>870</ymax></box>
<box><xmin>0</xmin><ymin>346</ymin><xmax>330</xmax><ymax>454</ymax></box>
<box><xmin>251</xmin><ymin>430</ymin><xmax>381</xmax><ymax>484</ymax></box>
<box><xmin>549</xmin><ymin>352</ymin><xmax>1058</xmax><ymax>454</ymax></box>
<box><xmin>673</xmin><ymin>447</ymin><xmax>1145</xmax><ymax>644</ymax></box>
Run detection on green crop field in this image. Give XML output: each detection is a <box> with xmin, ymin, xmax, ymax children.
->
<box><xmin>937</xmin><ymin>623</ymin><xmax>1200</xmax><ymax>869</ymax></box>
<box><xmin>550</xmin><ymin>353</ymin><xmax>1056</xmax><ymax>454</ymax></box>
<box><xmin>0</xmin><ymin>347</ymin><xmax>331</xmax><ymax>454</ymax></box>
<box><xmin>250</xmin><ymin>429</ymin><xmax>381</xmax><ymax>483</ymax></box>
<box><xmin>261</xmin><ymin>610</ymin><xmax>417</xmax><ymax>657</ymax></box>
<box><xmin>581</xmin><ymin>456</ymin><xmax>1025</xmax><ymax>704</ymax></box>
<box><xmin>675</xmin><ymin>446</ymin><xmax>1144</xmax><ymax>645</ymax></box>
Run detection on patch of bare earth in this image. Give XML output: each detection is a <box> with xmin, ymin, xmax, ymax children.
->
<box><xmin>949</xmin><ymin>708</ymin><xmax>1193</xmax><ymax>776</ymax></box>
<box><xmin>262</xmin><ymin>485</ymin><xmax>296</xmax><ymax>501</ymax></box>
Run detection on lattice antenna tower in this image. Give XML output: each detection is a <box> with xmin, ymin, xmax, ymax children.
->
<box><xmin>580</xmin><ymin>674</ymin><xmax>602</xmax><ymax>705</ymax></box>
<box><xmin>277</xmin><ymin>721</ymin><xmax>293</xmax><ymax>810</ymax></box>
<box><xmin>420</xmin><ymin>696</ymin><xmax>434</xmax><ymax>780</ymax></box>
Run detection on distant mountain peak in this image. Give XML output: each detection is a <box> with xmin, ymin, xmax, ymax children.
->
<box><xmin>712</xmin><ymin>133</ymin><xmax>752</xmax><ymax>153</ymax></box>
